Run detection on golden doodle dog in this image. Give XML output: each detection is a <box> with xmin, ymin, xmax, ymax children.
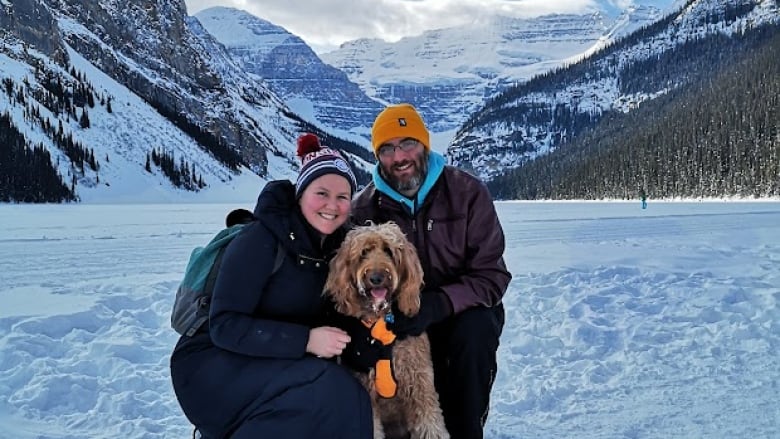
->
<box><xmin>324</xmin><ymin>221</ymin><xmax>449</xmax><ymax>439</ymax></box>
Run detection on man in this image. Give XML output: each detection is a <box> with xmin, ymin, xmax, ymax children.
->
<box><xmin>351</xmin><ymin>103</ymin><xmax>511</xmax><ymax>439</ymax></box>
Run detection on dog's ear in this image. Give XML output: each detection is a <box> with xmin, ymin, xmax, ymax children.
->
<box><xmin>395</xmin><ymin>238</ymin><xmax>424</xmax><ymax>318</ymax></box>
<box><xmin>324</xmin><ymin>233</ymin><xmax>362</xmax><ymax>317</ymax></box>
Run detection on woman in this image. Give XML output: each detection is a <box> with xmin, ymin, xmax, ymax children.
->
<box><xmin>170</xmin><ymin>134</ymin><xmax>372</xmax><ymax>438</ymax></box>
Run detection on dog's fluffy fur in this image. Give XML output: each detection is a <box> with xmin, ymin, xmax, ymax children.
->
<box><xmin>325</xmin><ymin>222</ymin><xmax>449</xmax><ymax>439</ymax></box>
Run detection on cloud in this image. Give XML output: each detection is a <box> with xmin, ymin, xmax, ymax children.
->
<box><xmin>184</xmin><ymin>0</ymin><xmax>596</xmax><ymax>52</ymax></box>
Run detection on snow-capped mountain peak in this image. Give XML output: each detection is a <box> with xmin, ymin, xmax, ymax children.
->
<box><xmin>194</xmin><ymin>6</ymin><xmax>383</xmax><ymax>141</ymax></box>
<box><xmin>321</xmin><ymin>5</ymin><xmax>672</xmax><ymax>135</ymax></box>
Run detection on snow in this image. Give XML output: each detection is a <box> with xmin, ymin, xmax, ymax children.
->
<box><xmin>193</xmin><ymin>6</ymin><xmax>290</xmax><ymax>50</ymax></box>
<box><xmin>1</xmin><ymin>200</ymin><xmax>778</xmax><ymax>438</ymax></box>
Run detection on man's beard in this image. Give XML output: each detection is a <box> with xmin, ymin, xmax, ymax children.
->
<box><xmin>380</xmin><ymin>152</ymin><xmax>429</xmax><ymax>196</ymax></box>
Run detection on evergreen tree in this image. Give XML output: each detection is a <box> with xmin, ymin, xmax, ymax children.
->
<box><xmin>0</xmin><ymin>113</ymin><xmax>76</xmax><ymax>202</ymax></box>
<box><xmin>79</xmin><ymin>109</ymin><xmax>90</xmax><ymax>129</ymax></box>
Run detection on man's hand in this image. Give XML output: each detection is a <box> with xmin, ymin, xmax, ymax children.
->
<box><xmin>387</xmin><ymin>290</ymin><xmax>452</xmax><ymax>340</ymax></box>
<box><xmin>342</xmin><ymin>322</ymin><xmax>385</xmax><ymax>371</ymax></box>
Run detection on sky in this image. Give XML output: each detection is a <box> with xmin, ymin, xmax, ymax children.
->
<box><xmin>1</xmin><ymin>200</ymin><xmax>778</xmax><ymax>438</ymax></box>
<box><xmin>182</xmin><ymin>0</ymin><xmax>629</xmax><ymax>53</ymax></box>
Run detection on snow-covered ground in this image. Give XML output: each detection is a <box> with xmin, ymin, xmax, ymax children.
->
<box><xmin>0</xmin><ymin>200</ymin><xmax>778</xmax><ymax>438</ymax></box>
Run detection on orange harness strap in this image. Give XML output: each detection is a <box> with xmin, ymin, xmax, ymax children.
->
<box><xmin>362</xmin><ymin>318</ymin><xmax>397</xmax><ymax>398</ymax></box>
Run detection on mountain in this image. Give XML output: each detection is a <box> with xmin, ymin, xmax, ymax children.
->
<box><xmin>320</xmin><ymin>1</ymin><xmax>678</xmax><ymax>135</ymax></box>
<box><xmin>0</xmin><ymin>0</ymin><xmax>372</xmax><ymax>203</ymax></box>
<box><xmin>486</xmin><ymin>26</ymin><xmax>780</xmax><ymax>200</ymax></box>
<box><xmin>193</xmin><ymin>7</ymin><xmax>383</xmax><ymax>141</ymax></box>
<box><xmin>590</xmin><ymin>0</ymin><xmax>687</xmax><ymax>18</ymax></box>
<box><xmin>452</xmin><ymin>0</ymin><xmax>779</xmax><ymax>198</ymax></box>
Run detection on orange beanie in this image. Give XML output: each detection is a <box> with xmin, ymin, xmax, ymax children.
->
<box><xmin>371</xmin><ymin>103</ymin><xmax>430</xmax><ymax>157</ymax></box>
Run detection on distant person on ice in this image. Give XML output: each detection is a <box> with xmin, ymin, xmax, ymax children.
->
<box><xmin>347</xmin><ymin>103</ymin><xmax>512</xmax><ymax>439</ymax></box>
<box><xmin>170</xmin><ymin>134</ymin><xmax>372</xmax><ymax>438</ymax></box>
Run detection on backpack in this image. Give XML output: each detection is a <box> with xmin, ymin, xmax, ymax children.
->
<box><xmin>171</xmin><ymin>209</ymin><xmax>285</xmax><ymax>337</ymax></box>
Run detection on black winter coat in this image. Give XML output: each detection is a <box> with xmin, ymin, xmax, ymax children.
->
<box><xmin>170</xmin><ymin>180</ymin><xmax>372</xmax><ymax>438</ymax></box>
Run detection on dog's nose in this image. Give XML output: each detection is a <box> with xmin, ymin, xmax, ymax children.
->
<box><xmin>368</xmin><ymin>271</ymin><xmax>385</xmax><ymax>286</ymax></box>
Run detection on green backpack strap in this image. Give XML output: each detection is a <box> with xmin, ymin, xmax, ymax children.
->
<box><xmin>189</xmin><ymin>239</ymin><xmax>286</xmax><ymax>336</ymax></box>
<box><xmin>174</xmin><ymin>225</ymin><xmax>246</xmax><ymax>337</ymax></box>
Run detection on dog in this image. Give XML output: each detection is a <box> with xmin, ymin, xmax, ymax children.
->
<box><xmin>324</xmin><ymin>222</ymin><xmax>449</xmax><ymax>439</ymax></box>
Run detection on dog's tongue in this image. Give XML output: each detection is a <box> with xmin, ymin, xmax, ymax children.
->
<box><xmin>370</xmin><ymin>288</ymin><xmax>388</xmax><ymax>301</ymax></box>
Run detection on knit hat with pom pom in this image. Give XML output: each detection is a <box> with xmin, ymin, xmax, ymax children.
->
<box><xmin>295</xmin><ymin>133</ymin><xmax>357</xmax><ymax>198</ymax></box>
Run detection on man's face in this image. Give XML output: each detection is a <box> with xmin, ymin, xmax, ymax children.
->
<box><xmin>376</xmin><ymin>137</ymin><xmax>428</xmax><ymax>196</ymax></box>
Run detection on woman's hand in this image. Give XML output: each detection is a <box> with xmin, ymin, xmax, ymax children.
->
<box><xmin>306</xmin><ymin>326</ymin><xmax>351</xmax><ymax>358</ymax></box>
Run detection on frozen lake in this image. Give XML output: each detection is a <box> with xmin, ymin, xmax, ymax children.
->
<box><xmin>0</xmin><ymin>200</ymin><xmax>778</xmax><ymax>438</ymax></box>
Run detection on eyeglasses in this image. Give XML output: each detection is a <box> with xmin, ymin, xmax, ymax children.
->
<box><xmin>377</xmin><ymin>138</ymin><xmax>420</xmax><ymax>158</ymax></box>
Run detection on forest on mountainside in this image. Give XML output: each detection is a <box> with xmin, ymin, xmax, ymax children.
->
<box><xmin>487</xmin><ymin>24</ymin><xmax>780</xmax><ymax>200</ymax></box>
<box><xmin>0</xmin><ymin>112</ymin><xmax>76</xmax><ymax>202</ymax></box>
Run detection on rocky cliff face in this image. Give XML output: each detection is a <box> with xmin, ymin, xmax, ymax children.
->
<box><xmin>0</xmin><ymin>0</ymin><xmax>67</xmax><ymax>64</ymax></box>
<box><xmin>194</xmin><ymin>7</ymin><xmax>383</xmax><ymax>138</ymax></box>
<box><xmin>41</xmin><ymin>0</ymin><xmax>308</xmax><ymax>174</ymax></box>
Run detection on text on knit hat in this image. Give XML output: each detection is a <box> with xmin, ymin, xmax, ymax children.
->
<box><xmin>295</xmin><ymin>133</ymin><xmax>357</xmax><ymax>197</ymax></box>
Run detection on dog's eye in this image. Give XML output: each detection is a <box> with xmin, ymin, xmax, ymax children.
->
<box><xmin>383</xmin><ymin>246</ymin><xmax>394</xmax><ymax>259</ymax></box>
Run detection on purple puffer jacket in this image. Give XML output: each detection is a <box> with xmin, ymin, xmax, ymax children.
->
<box><xmin>351</xmin><ymin>166</ymin><xmax>511</xmax><ymax>313</ymax></box>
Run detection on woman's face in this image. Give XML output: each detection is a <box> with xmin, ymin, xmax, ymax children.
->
<box><xmin>298</xmin><ymin>173</ymin><xmax>352</xmax><ymax>236</ymax></box>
